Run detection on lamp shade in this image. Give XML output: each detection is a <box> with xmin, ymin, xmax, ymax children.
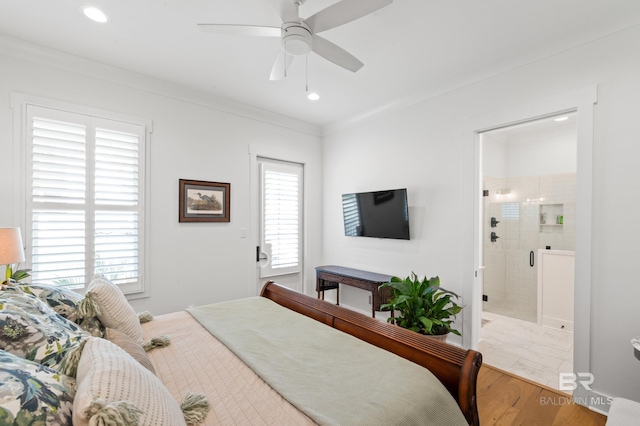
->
<box><xmin>0</xmin><ymin>227</ymin><xmax>26</xmax><ymax>265</ymax></box>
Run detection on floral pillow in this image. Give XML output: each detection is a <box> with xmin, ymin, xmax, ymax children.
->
<box><xmin>0</xmin><ymin>349</ymin><xmax>75</xmax><ymax>425</ymax></box>
<box><xmin>17</xmin><ymin>283</ymin><xmax>83</xmax><ymax>321</ymax></box>
<box><xmin>14</xmin><ymin>283</ymin><xmax>105</xmax><ymax>337</ymax></box>
<box><xmin>0</xmin><ymin>289</ymin><xmax>55</xmax><ymax>317</ymax></box>
<box><xmin>0</xmin><ymin>291</ymin><xmax>89</xmax><ymax>371</ymax></box>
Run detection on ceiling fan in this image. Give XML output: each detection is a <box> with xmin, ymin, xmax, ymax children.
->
<box><xmin>197</xmin><ymin>0</ymin><xmax>392</xmax><ymax>80</ymax></box>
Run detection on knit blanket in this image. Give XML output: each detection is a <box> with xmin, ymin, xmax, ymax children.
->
<box><xmin>187</xmin><ymin>297</ymin><xmax>467</xmax><ymax>426</ymax></box>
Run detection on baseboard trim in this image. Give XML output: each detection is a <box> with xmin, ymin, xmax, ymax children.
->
<box><xmin>573</xmin><ymin>388</ymin><xmax>614</xmax><ymax>415</ymax></box>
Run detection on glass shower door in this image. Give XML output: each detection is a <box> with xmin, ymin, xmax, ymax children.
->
<box><xmin>483</xmin><ymin>178</ymin><xmax>540</xmax><ymax>323</ymax></box>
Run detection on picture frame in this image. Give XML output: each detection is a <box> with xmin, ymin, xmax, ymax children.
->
<box><xmin>179</xmin><ymin>179</ymin><xmax>230</xmax><ymax>222</ymax></box>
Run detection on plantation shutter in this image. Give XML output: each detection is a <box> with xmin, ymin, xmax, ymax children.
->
<box><xmin>341</xmin><ymin>193</ymin><xmax>360</xmax><ymax>236</ymax></box>
<box><xmin>26</xmin><ymin>105</ymin><xmax>146</xmax><ymax>293</ymax></box>
<box><xmin>259</xmin><ymin>159</ymin><xmax>303</xmax><ymax>277</ymax></box>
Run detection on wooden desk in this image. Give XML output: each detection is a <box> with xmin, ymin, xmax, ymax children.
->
<box><xmin>315</xmin><ymin>265</ymin><xmax>393</xmax><ymax>318</ymax></box>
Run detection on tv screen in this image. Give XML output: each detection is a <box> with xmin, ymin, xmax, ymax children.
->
<box><xmin>342</xmin><ymin>188</ymin><xmax>410</xmax><ymax>240</ymax></box>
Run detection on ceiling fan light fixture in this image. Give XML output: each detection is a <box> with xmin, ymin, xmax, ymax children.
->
<box><xmin>197</xmin><ymin>0</ymin><xmax>392</xmax><ymax>79</ymax></box>
<box><xmin>281</xmin><ymin>23</ymin><xmax>312</xmax><ymax>56</ymax></box>
<box><xmin>307</xmin><ymin>92</ymin><xmax>320</xmax><ymax>101</ymax></box>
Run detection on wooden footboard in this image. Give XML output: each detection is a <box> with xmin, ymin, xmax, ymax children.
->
<box><xmin>260</xmin><ymin>281</ymin><xmax>482</xmax><ymax>426</ymax></box>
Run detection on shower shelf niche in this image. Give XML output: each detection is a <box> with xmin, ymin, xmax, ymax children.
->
<box><xmin>540</xmin><ymin>204</ymin><xmax>564</xmax><ymax>232</ymax></box>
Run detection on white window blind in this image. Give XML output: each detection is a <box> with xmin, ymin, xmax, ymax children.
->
<box><xmin>341</xmin><ymin>193</ymin><xmax>360</xmax><ymax>236</ymax></box>
<box><xmin>259</xmin><ymin>159</ymin><xmax>303</xmax><ymax>277</ymax></box>
<box><xmin>501</xmin><ymin>202</ymin><xmax>520</xmax><ymax>220</ymax></box>
<box><xmin>26</xmin><ymin>105</ymin><xmax>146</xmax><ymax>293</ymax></box>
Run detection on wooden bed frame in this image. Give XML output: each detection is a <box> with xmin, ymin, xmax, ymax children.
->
<box><xmin>261</xmin><ymin>281</ymin><xmax>482</xmax><ymax>426</ymax></box>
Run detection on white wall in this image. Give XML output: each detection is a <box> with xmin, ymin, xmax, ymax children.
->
<box><xmin>322</xmin><ymin>25</ymin><xmax>640</xmax><ymax>402</ymax></box>
<box><xmin>506</xmin><ymin>134</ymin><xmax>577</xmax><ymax>178</ymax></box>
<box><xmin>484</xmin><ymin>133</ymin><xmax>577</xmax><ymax>179</ymax></box>
<box><xmin>0</xmin><ymin>41</ymin><xmax>323</xmax><ymax>315</ymax></box>
<box><xmin>482</xmin><ymin>132</ymin><xmax>508</xmax><ymax>178</ymax></box>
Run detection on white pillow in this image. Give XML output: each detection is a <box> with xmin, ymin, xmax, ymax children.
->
<box><xmin>104</xmin><ymin>327</ymin><xmax>155</xmax><ymax>374</ymax></box>
<box><xmin>73</xmin><ymin>337</ymin><xmax>186</xmax><ymax>426</ymax></box>
<box><xmin>86</xmin><ymin>275</ymin><xmax>144</xmax><ymax>343</ymax></box>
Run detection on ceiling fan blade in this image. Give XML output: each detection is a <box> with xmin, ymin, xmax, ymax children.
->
<box><xmin>274</xmin><ymin>0</ymin><xmax>300</xmax><ymax>23</ymax></box>
<box><xmin>269</xmin><ymin>50</ymin><xmax>295</xmax><ymax>80</ymax></box>
<box><xmin>305</xmin><ymin>0</ymin><xmax>392</xmax><ymax>33</ymax></box>
<box><xmin>312</xmin><ymin>35</ymin><xmax>363</xmax><ymax>72</ymax></box>
<box><xmin>197</xmin><ymin>24</ymin><xmax>280</xmax><ymax>37</ymax></box>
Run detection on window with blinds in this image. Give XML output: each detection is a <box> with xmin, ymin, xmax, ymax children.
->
<box><xmin>259</xmin><ymin>159</ymin><xmax>303</xmax><ymax>277</ymax></box>
<box><xmin>26</xmin><ymin>105</ymin><xmax>146</xmax><ymax>293</ymax></box>
<box><xmin>501</xmin><ymin>202</ymin><xmax>520</xmax><ymax>220</ymax></box>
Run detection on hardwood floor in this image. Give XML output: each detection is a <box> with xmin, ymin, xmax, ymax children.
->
<box><xmin>477</xmin><ymin>364</ymin><xmax>607</xmax><ymax>426</ymax></box>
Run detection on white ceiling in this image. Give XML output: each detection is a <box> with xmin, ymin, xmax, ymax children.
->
<box><xmin>1</xmin><ymin>0</ymin><xmax>639</xmax><ymax>127</ymax></box>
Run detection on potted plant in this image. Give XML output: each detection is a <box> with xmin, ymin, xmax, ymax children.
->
<box><xmin>380</xmin><ymin>272</ymin><xmax>463</xmax><ymax>341</ymax></box>
<box><xmin>3</xmin><ymin>265</ymin><xmax>31</xmax><ymax>285</ymax></box>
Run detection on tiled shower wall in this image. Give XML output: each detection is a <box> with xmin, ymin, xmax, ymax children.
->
<box><xmin>483</xmin><ymin>173</ymin><xmax>575</xmax><ymax>322</ymax></box>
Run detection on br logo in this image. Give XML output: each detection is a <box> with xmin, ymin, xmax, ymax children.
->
<box><xmin>559</xmin><ymin>372</ymin><xmax>594</xmax><ymax>391</ymax></box>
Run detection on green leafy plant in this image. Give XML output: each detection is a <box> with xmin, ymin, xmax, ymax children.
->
<box><xmin>11</xmin><ymin>268</ymin><xmax>31</xmax><ymax>282</ymax></box>
<box><xmin>3</xmin><ymin>264</ymin><xmax>31</xmax><ymax>284</ymax></box>
<box><xmin>380</xmin><ymin>272</ymin><xmax>463</xmax><ymax>336</ymax></box>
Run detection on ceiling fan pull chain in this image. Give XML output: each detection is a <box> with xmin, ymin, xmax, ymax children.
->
<box><xmin>305</xmin><ymin>54</ymin><xmax>308</xmax><ymax>92</ymax></box>
<box><xmin>284</xmin><ymin>37</ymin><xmax>288</xmax><ymax>78</ymax></box>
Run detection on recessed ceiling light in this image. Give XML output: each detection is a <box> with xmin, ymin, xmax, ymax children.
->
<box><xmin>307</xmin><ymin>92</ymin><xmax>320</xmax><ymax>101</ymax></box>
<box><xmin>83</xmin><ymin>7</ymin><xmax>108</xmax><ymax>23</ymax></box>
<box><xmin>554</xmin><ymin>116</ymin><xmax>569</xmax><ymax>122</ymax></box>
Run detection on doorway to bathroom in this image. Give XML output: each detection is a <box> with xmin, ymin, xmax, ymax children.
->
<box><xmin>478</xmin><ymin>112</ymin><xmax>576</xmax><ymax>391</ymax></box>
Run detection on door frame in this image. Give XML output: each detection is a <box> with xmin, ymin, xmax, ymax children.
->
<box><xmin>249</xmin><ymin>144</ymin><xmax>314</xmax><ymax>297</ymax></box>
<box><xmin>462</xmin><ymin>85</ymin><xmax>597</xmax><ymax>405</ymax></box>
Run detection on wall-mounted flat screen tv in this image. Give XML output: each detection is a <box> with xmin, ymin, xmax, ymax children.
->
<box><xmin>341</xmin><ymin>188</ymin><xmax>410</xmax><ymax>240</ymax></box>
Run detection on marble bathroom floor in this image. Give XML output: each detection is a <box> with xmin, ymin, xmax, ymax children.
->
<box><xmin>478</xmin><ymin>310</ymin><xmax>573</xmax><ymax>392</ymax></box>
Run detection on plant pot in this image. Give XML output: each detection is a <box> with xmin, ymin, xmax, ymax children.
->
<box><xmin>425</xmin><ymin>333</ymin><xmax>448</xmax><ymax>343</ymax></box>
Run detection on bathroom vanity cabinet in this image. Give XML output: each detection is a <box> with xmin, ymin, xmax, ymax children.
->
<box><xmin>537</xmin><ymin>249</ymin><xmax>574</xmax><ymax>331</ymax></box>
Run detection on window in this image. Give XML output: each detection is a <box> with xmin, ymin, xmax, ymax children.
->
<box><xmin>501</xmin><ymin>202</ymin><xmax>520</xmax><ymax>220</ymax></box>
<box><xmin>258</xmin><ymin>159</ymin><xmax>303</xmax><ymax>277</ymax></box>
<box><xmin>25</xmin><ymin>104</ymin><xmax>147</xmax><ymax>294</ymax></box>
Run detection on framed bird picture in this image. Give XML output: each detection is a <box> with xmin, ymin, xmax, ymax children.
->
<box><xmin>179</xmin><ymin>179</ymin><xmax>230</xmax><ymax>222</ymax></box>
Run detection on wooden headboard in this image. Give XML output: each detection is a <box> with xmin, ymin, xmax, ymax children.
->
<box><xmin>260</xmin><ymin>280</ymin><xmax>482</xmax><ymax>426</ymax></box>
